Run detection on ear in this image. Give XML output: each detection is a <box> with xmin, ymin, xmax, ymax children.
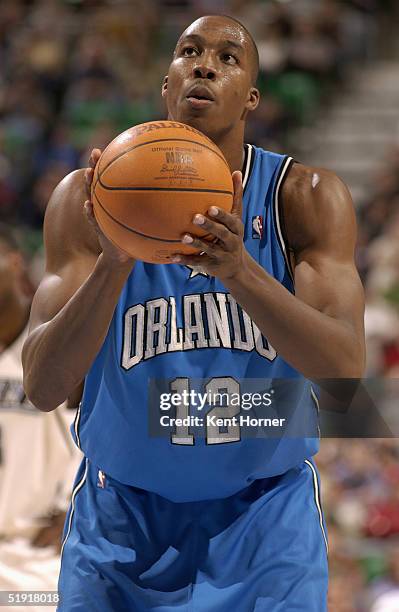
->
<box><xmin>246</xmin><ymin>87</ymin><xmax>260</xmax><ymax>112</ymax></box>
<box><xmin>161</xmin><ymin>75</ymin><xmax>168</xmax><ymax>100</ymax></box>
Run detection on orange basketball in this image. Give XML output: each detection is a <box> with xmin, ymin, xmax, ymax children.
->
<box><xmin>91</xmin><ymin>120</ymin><xmax>234</xmax><ymax>264</ymax></box>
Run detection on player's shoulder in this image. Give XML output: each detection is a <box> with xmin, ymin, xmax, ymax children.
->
<box><xmin>282</xmin><ymin>162</ymin><xmax>355</xmax><ymax>251</ymax></box>
<box><xmin>283</xmin><ymin>162</ymin><xmax>353</xmax><ymax>218</ymax></box>
<box><xmin>284</xmin><ymin>162</ymin><xmax>349</xmax><ymax>201</ymax></box>
<box><xmin>45</xmin><ymin>168</ymin><xmax>85</xmax><ymax>223</ymax></box>
<box><xmin>44</xmin><ymin>169</ymin><xmax>99</xmax><ymax>261</ymax></box>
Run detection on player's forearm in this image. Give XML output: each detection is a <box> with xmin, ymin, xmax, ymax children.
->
<box><xmin>23</xmin><ymin>254</ymin><xmax>132</xmax><ymax>411</ymax></box>
<box><xmin>224</xmin><ymin>253</ymin><xmax>364</xmax><ymax>379</ymax></box>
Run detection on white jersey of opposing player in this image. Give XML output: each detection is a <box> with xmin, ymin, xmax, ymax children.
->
<box><xmin>0</xmin><ymin>327</ymin><xmax>81</xmax><ymax>540</ymax></box>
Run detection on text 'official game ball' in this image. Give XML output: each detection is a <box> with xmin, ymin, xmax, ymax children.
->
<box><xmin>91</xmin><ymin>120</ymin><xmax>234</xmax><ymax>264</ymax></box>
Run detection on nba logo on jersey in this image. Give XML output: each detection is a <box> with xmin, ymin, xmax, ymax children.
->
<box><xmin>97</xmin><ymin>470</ymin><xmax>106</xmax><ymax>489</ymax></box>
<box><xmin>252</xmin><ymin>215</ymin><xmax>263</xmax><ymax>239</ymax></box>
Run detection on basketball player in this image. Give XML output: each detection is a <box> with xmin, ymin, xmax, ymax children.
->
<box><xmin>22</xmin><ymin>15</ymin><xmax>365</xmax><ymax>611</ymax></box>
<box><xmin>0</xmin><ymin>224</ymin><xmax>81</xmax><ymax>608</ymax></box>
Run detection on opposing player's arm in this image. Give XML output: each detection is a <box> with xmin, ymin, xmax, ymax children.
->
<box><xmin>223</xmin><ymin>165</ymin><xmax>365</xmax><ymax>378</ymax></box>
<box><xmin>22</xmin><ymin>169</ymin><xmax>134</xmax><ymax>412</ymax></box>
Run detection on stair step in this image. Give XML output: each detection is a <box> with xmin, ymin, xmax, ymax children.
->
<box><xmin>329</xmin><ymin>107</ymin><xmax>399</xmax><ymax>117</ymax></box>
<box><xmin>312</xmin><ymin>132</ymin><xmax>393</xmax><ymax>144</ymax></box>
<box><xmin>312</xmin><ymin>120</ymin><xmax>399</xmax><ymax>136</ymax></box>
<box><xmin>293</xmin><ymin>59</ymin><xmax>399</xmax><ymax>209</ymax></box>
<box><xmin>314</xmin><ymin>157</ymin><xmax>388</xmax><ymax>169</ymax></box>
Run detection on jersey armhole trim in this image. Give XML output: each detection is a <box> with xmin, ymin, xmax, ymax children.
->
<box><xmin>242</xmin><ymin>144</ymin><xmax>254</xmax><ymax>192</ymax></box>
<box><xmin>73</xmin><ymin>402</ymin><xmax>82</xmax><ymax>449</ymax></box>
<box><xmin>273</xmin><ymin>156</ymin><xmax>295</xmax><ymax>284</ymax></box>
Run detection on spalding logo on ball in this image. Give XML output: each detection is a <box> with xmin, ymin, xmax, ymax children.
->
<box><xmin>91</xmin><ymin>121</ymin><xmax>234</xmax><ymax>264</ymax></box>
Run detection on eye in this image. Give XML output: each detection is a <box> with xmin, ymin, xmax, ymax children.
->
<box><xmin>222</xmin><ymin>53</ymin><xmax>238</xmax><ymax>65</ymax></box>
<box><xmin>182</xmin><ymin>46</ymin><xmax>199</xmax><ymax>57</ymax></box>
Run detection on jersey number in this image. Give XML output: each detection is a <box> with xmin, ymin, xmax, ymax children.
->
<box><xmin>170</xmin><ymin>377</ymin><xmax>240</xmax><ymax>445</ymax></box>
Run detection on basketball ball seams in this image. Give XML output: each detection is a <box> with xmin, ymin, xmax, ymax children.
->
<box><xmin>94</xmin><ymin>192</ymin><xmax>215</xmax><ymax>246</ymax></box>
<box><xmin>97</xmin><ymin>175</ymin><xmax>233</xmax><ymax>195</ymax></box>
<box><xmin>93</xmin><ymin>208</ymin><xmax>136</xmax><ymax>259</ymax></box>
<box><xmin>98</xmin><ymin>138</ymin><xmax>230</xmax><ymax>181</ymax></box>
<box><xmin>94</xmin><ymin>190</ymin><xmax>197</xmax><ymax>244</ymax></box>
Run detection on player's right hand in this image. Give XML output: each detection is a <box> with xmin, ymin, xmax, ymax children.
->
<box><xmin>84</xmin><ymin>148</ymin><xmax>135</xmax><ymax>267</ymax></box>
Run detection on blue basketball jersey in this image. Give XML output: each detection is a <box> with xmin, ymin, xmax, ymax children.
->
<box><xmin>73</xmin><ymin>145</ymin><xmax>320</xmax><ymax>502</ymax></box>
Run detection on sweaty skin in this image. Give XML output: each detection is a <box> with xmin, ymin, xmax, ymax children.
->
<box><xmin>22</xmin><ymin>15</ymin><xmax>365</xmax><ymax>411</ymax></box>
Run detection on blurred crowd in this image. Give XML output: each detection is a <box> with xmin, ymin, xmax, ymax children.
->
<box><xmin>358</xmin><ymin>146</ymin><xmax>399</xmax><ymax>378</ymax></box>
<box><xmin>0</xmin><ymin>0</ymin><xmax>396</xmax><ymax>236</ymax></box>
<box><xmin>1</xmin><ymin>1</ymin><xmax>399</xmax><ymax>611</ymax></box>
<box><xmin>318</xmin><ymin>439</ymin><xmax>399</xmax><ymax>611</ymax></box>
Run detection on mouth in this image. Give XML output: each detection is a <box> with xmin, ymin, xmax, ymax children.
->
<box><xmin>185</xmin><ymin>86</ymin><xmax>215</xmax><ymax>110</ymax></box>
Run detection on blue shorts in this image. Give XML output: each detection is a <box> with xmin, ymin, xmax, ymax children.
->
<box><xmin>58</xmin><ymin>458</ymin><xmax>328</xmax><ymax>611</ymax></box>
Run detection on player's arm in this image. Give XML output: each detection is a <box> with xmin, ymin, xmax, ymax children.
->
<box><xmin>174</xmin><ymin>167</ymin><xmax>365</xmax><ymax>379</ymax></box>
<box><xmin>22</xmin><ymin>167</ymin><xmax>135</xmax><ymax>412</ymax></box>
<box><xmin>231</xmin><ymin>166</ymin><xmax>365</xmax><ymax>378</ymax></box>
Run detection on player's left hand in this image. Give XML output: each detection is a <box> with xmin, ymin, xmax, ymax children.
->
<box><xmin>171</xmin><ymin>171</ymin><xmax>248</xmax><ymax>281</ymax></box>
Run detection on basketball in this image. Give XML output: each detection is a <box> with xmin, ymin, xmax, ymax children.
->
<box><xmin>91</xmin><ymin>121</ymin><xmax>234</xmax><ymax>263</ymax></box>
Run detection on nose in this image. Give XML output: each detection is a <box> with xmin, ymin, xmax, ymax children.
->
<box><xmin>192</xmin><ymin>54</ymin><xmax>216</xmax><ymax>80</ymax></box>
<box><xmin>193</xmin><ymin>65</ymin><xmax>215</xmax><ymax>80</ymax></box>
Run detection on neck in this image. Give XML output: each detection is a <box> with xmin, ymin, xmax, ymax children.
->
<box><xmin>0</xmin><ymin>291</ymin><xmax>30</xmax><ymax>350</ymax></box>
<box><xmin>168</xmin><ymin>114</ymin><xmax>246</xmax><ymax>173</ymax></box>
<box><xmin>210</xmin><ymin>125</ymin><xmax>246</xmax><ymax>173</ymax></box>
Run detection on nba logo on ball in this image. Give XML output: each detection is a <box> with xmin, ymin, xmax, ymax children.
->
<box><xmin>252</xmin><ymin>215</ymin><xmax>263</xmax><ymax>239</ymax></box>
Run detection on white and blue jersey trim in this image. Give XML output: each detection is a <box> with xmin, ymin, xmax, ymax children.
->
<box><xmin>243</xmin><ymin>145</ymin><xmax>295</xmax><ymax>284</ymax></box>
<box><xmin>304</xmin><ymin>459</ymin><xmax>329</xmax><ymax>555</ymax></box>
<box><xmin>73</xmin><ymin>401</ymin><xmax>82</xmax><ymax>449</ymax></box>
<box><xmin>242</xmin><ymin>144</ymin><xmax>254</xmax><ymax>190</ymax></box>
<box><xmin>273</xmin><ymin>155</ymin><xmax>295</xmax><ymax>283</ymax></box>
<box><xmin>60</xmin><ymin>458</ymin><xmax>89</xmax><ymax>560</ymax></box>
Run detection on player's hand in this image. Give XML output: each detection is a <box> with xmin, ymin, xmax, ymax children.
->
<box><xmin>84</xmin><ymin>148</ymin><xmax>135</xmax><ymax>267</ymax></box>
<box><xmin>84</xmin><ymin>148</ymin><xmax>102</xmax><ymax>201</ymax></box>
<box><xmin>171</xmin><ymin>171</ymin><xmax>249</xmax><ymax>281</ymax></box>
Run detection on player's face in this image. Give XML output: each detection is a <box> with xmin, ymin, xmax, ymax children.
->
<box><xmin>162</xmin><ymin>17</ymin><xmax>259</xmax><ymax>139</ymax></box>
